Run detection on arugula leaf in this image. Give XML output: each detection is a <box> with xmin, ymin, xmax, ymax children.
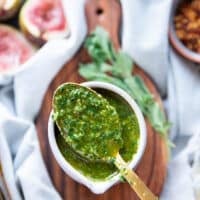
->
<box><xmin>146</xmin><ymin>103</ymin><xmax>171</xmax><ymax>135</ymax></box>
<box><xmin>79</xmin><ymin>27</ymin><xmax>171</xmax><ymax>144</ymax></box>
<box><xmin>85</xmin><ymin>27</ymin><xmax>116</xmax><ymax>64</ymax></box>
<box><xmin>79</xmin><ymin>64</ymin><xmax>132</xmax><ymax>92</ymax></box>
<box><xmin>124</xmin><ymin>76</ymin><xmax>154</xmax><ymax>107</ymax></box>
<box><xmin>112</xmin><ymin>51</ymin><xmax>133</xmax><ymax>78</ymax></box>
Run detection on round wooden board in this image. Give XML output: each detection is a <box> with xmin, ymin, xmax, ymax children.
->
<box><xmin>36</xmin><ymin>0</ymin><xmax>168</xmax><ymax>199</ymax></box>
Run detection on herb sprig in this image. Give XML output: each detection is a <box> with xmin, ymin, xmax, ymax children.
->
<box><xmin>79</xmin><ymin>27</ymin><xmax>171</xmax><ymax>144</ymax></box>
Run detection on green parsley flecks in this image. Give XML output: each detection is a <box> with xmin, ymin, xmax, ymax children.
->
<box><xmin>54</xmin><ymin>86</ymin><xmax>140</xmax><ymax>181</ymax></box>
<box><xmin>53</xmin><ymin>83</ymin><xmax>123</xmax><ymax>161</ymax></box>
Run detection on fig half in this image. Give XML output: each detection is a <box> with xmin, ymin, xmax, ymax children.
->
<box><xmin>0</xmin><ymin>0</ymin><xmax>21</xmax><ymax>21</ymax></box>
<box><xmin>0</xmin><ymin>24</ymin><xmax>35</xmax><ymax>73</ymax></box>
<box><xmin>19</xmin><ymin>0</ymin><xmax>69</xmax><ymax>46</ymax></box>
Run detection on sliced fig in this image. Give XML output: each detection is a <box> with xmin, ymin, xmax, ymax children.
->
<box><xmin>0</xmin><ymin>0</ymin><xmax>21</xmax><ymax>21</ymax></box>
<box><xmin>19</xmin><ymin>0</ymin><xmax>69</xmax><ymax>45</ymax></box>
<box><xmin>0</xmin><ymin>24</ymin><xmax>35</xmax><ymax>73</ymax></box>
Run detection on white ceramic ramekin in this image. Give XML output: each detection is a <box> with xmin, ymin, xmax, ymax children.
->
<box><xmin>48</xmin><ymin>81</ymin><xmax>147</xmax><ymax>194</ymax></box>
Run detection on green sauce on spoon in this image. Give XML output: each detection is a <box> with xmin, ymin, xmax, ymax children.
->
<box><xmin>53</xmin><ymin>83</ymin><xmax>123</xmax><ymax>162</ymax></box>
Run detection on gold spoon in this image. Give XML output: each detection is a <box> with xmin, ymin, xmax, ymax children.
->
<box><xmin>53</xmin><ymin>83</ymin><xmax>158</xmax><ymax>200</ymax></box>
<box><xmin>115</xmin><ymin>153</ymin><xmax>158</xmax><ymax>200</ymax></box>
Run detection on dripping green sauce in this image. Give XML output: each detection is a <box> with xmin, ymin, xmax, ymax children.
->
<box><xmin>56</xmin><ymin>89</ymin><xmax>140</xmax><ymax>181</ymax></box>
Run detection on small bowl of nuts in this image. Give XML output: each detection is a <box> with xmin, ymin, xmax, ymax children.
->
<box><xmin>169</xmin><ymin>0</ymin><xmax>200</xmax><ymax>63</ymax></box>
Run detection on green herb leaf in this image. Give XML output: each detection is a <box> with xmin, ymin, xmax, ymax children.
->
<box><xmin>79</xmin><ymin>63</ymin><xmax>132</xmax><ymax>92</ymax></box>
<box><xmin>124</xmin><ymin>76</ymin><xmax>154</xmax><ymax>108</ymax></box>
<box><xmin>123</xmin><ymin>76</ymin><xmax>169</xmax><ymax>136</ymax></box>
<box><xmin>112</xmin><ymin>51</ymin><xmax>133</xmax><ymax>78</ymax></box>
<box><xmin>79</xmin><ymin>27</ymin><xmax>171</xmax><ymax>144</ymax></box>
<box><xmin>53</xmin><ymin>83</ymin><xmax>123</xmax><ymax>161</ymax></box>
<box><xmin>85</xmin><ymin>26</ymin><xmax>116</xmax><ymax>64</ymax></box>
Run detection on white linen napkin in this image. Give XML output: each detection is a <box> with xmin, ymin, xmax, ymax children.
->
<box><xmin>0</xmin><ymin>0</ymin><xmax>86</xmax><ymax>199</ymax></box>
<box><xmin>121</xmin><ymin>0</ymin><xmax>199</xmax><ymax>199</ymax></box>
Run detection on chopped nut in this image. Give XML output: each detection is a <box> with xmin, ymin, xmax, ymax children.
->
<box><xmin>191</xmin><ymin>1</ymin><xmax>200</xmax><ymax>10</ymax></box>
<box><xmin>174</xmin><ymin>15</ymin><xmax>183</xmax><ymax>22</ymax></box>
<box><xmin>187</xmin><ymin>22</ymin><xmax>199</xmax><ymax>30</ymax></box>
<box><xmin>185</xmin><ymin>33</ymin><xmax>198</xmax><ymax>40</ymax></box>
<box><xmin>196</xmin><ymin>19</ymin><xmax>200</xmax><ymax>26</ymax></box>
<box><xmin>182</xmin><ymin>7</ymin><xmax>197</xmax><ymax>21</ymax></box>
<box><xmin>174</xmin><ymin>0</ymin><xmax>200</xmax><ymax>53</ymax></box>
<box><xmin>175</xmin><ymin>22</ymin><xmax>182</xmax><ymax>29</ymax></box>
<box><xmin>182</xmin><ymin>18</ymin><xmax>189</xmax><ymax>24</ymax></box>
<box><xmin>176</xmin><ymin>30</ymin><xmax>185</xmax><ymax>39</ymax></box>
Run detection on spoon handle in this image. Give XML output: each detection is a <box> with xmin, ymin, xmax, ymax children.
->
<box><xmin>115</xmin><ymin>154</ymin><xmax>158</xmax><ymax>200</ymax></box>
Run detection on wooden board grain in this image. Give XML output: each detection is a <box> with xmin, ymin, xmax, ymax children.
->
<box><xmin>36</xmin><ymin>0</ymin><xmax>168</xmax><ymax>199</ymax></box>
